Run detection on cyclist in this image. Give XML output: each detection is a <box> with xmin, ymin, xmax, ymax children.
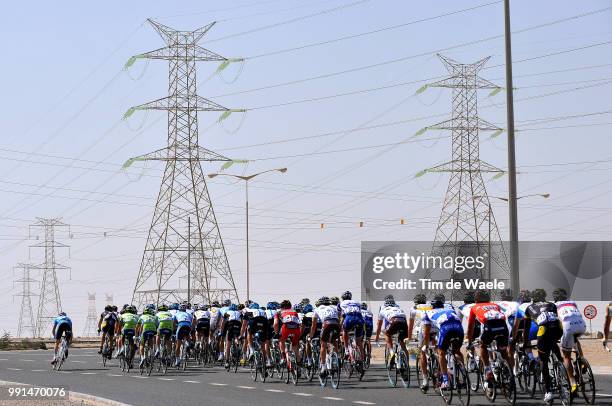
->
<box><xmin>208</xmin><ymin>300</ymin><xmax>222</xmax><ymax>360</ymax></box>
<box><xmin>193</xmin><ymin>303</ymin><xmax>211</xmax><ymax>355</ymax></box>
<box><xmin>466</xmin><ymin>289</ymin><xmax>512</xmax><ymax>392</ymax></box>
<box><xmin>242</xmin><ymin>302</ymin><xmax>269</xmax><ymax>364</ymax></box>
<box><xmin>275</xmin><ymin>299</ymin><xmax>301</xmax><ymax>368</ymax></box>
<box><xmin>331</xmin><ymin>296</ymin><xmax>340</xmax><ymax>308</ymax></box>
<box><xmin>221</xmin><ymin>303</ymin><xmax>242</xmax><ymax>368</ymax></box>
<box><xmin>265</xmin><ymin>301</ymin><xmax>279</xmax><ymax>367</ymax></box>
<box><xmin>554</xmin><ymin>287</ymin><xmax>587</xmax><ymax>397</ymax></box>
<box><xmin>522</xmin><ymin>288</ymin><xmax>562</xmax><ymax>403</ymax></box>
<box><xmin>174</xmin><ymin>303</ymin><xmax>194</xmax><ymax>367</ymax></box>
<box><xmin>497</xmin><ymin>288</ymin><xmax>521</xmax><ymax>373</ymax></box>
<box><xmin>116</xmin><ymin>305</ymin><xmax>138</xmax><ymax>361</ymax></box>
<box><xmin>604</xmin><ymin>301</ymin><xmax>611</xmax><ymax>350</ymax></box>
<box><xmin>361</xmin><ymin>302</ymin><xmax>374</xmax><ymax>342</ymax></box>
<box><xmin>51</xmin><ymin>312</ymin><xmax>72</xmax><ymax>365</ymax></box>
<box><xmin>421</xmin><ymin>296</ymin><xmax>464</xmax><ymax>390</ymax></box>
<box><xmin>300</xmin><ymin>302</ymin><xmax>316</xmax><ymax>367</ymax></box>
<box><xmin>136</xmin><ymin>305</ymin><xmax>158</xmax><ymax>368</ymax></box>
<box><xmin>407</xmin><ymin>293</ymin><xmax>432</xmax><ymax>389</ymax></box>
<box><xmin>339</xmin><ymin>290</ymin><xmax>365</xmax><ymax>367</ymax></box>
<box><xmin>375</xmin><ymin>295</ymin><xmax>409</xmax><ymax>372</ymax></box>
<box><xmin>311</xmin><ymin>296</ymin><xmax>340</xmax><ymax>377</ymax></box>
<box><xmin>155</xmin><ymin>303</ymin><xmax>175</xmax><ymax>358</ymax></box>
<box><xmin>169</xmin><ymin>303</ymin><xmax>179</xmax><ymax>317</ymax></box>
<box><xmin>97</xmin><ymin>305</ymin><xmax>117</xmax><ymax>355</ymax></box>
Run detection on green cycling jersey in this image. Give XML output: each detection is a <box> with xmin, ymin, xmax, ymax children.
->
<box><xmin>156</xmin><ymin>311</ymin><xmax>175</xmax><ymax>331</ymax></box>
<box><xmin>138</xmin><ymin>314</ymin><xmax>158</xmax><ymax>333</ymax></box>
<box><xmin>120</xmin><ymin>313</ymin><xmax>139</xmax><ymax>330</ymax></box>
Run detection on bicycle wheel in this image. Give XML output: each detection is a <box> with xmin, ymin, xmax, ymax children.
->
<box><xmin>364</xmin><ymin>341</ymin><xmax>371</xmax><ymax>370</ymax></box>
<box><xmin>440</xmin><ymin>370</ymin><xmax>453</xmax><ymax>405</ymax></box>
<box><xmin>466</xmin><ymin>352</ymin><xmax>480</xmax><ymax>393</ymax></box>
<box><xmin>482</xmin><ymin>360</ymin><xmax>496</xmax><ymax>402</ymax></box>
<box><xmin>330</xmin><ymin>351</ymin><xmax>341</xmax><ymax>389</ymax></box>
<box><xmin>250</xmin><ymin>353</ymin><xmax>258</xmax><ymax>381</ymax></box>
<box><xmin>398</xmin><ymin>350</ymin><xmax>410</xmax><ymax>388</ymax></box>
<box><xmin>516</xmin><ymin>356</ymin><xmax>529</xmax><ymax>393</ymax></box>
<box><xmin>416</xmin><ymin>352</ymin><xmax>426</xmax><ymax>392</ymax></box>
<box><xmin>554</xmin><ymin>361</ymin><xmax>572</xmax><ymax>406</ymax></box>
<box><xmin>290</xmin><ymin>353</ymin><xmax>299</xmax><ymax>386</ymax></box>
<box><xmin>499</xmin><ymin>359</ymin><xmax>517</xmax><ymax>406</ymax></box>
<box><xmin>577</xmin><ymin>357</ymin><xmax>596</xmax><ymax>404</ymax></box>
<box><xmin>455</xmin><ymin>361</ymin><xmax>471</xmax><ymax>406</ymax></box>
<box><xmin>387</xmin><ymin>351</ymin><xmax>398</xmax><ymax>387</ymax></box>
<box><xmin>259</xmin><ymin>352</ymin><xmax>267</xmax><ymax>383</ymax></box>
<box><xmin>232</xmin><ymin>343</ymin><xmax>239</xmax><ymax>373</ymax></box>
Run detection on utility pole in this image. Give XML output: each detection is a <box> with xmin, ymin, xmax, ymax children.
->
<box><xmin>504</xmin><ymin>0</ymin><xmax>520</xmax><ymax>294</ymax></box>
<box><xmin>82</xmin><ymin>293</ymin><xmax>97</xmax><ymax>337</ymax></box>
<box><xmin>30</xmin><ymin>218</ymin><xmax>70</xmax><ymax>338</ymax></box>
<box><xmin>14</xmin><ymin>263</ymin><xmax>37</xmax><ymax>338</ymax></box>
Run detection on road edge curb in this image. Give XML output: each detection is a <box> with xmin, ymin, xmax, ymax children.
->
<box><xmin>0</xmin><ymin>379</ymin><xmax>132</xmax><ymax>406</ymax></box>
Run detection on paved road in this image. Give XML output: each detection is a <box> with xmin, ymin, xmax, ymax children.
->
<box><xmin>1</xmin><ymin>349</ymin><xmax>611</xmax><ymax>406</ymax></box>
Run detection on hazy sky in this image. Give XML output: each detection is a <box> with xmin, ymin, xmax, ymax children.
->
<box><xmin>1</xmin><ymin>0</ymin><xmax>611</xmax><ymax>335</ymax></box>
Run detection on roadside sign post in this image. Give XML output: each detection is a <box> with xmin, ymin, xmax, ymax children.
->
<box><xmin>583</xmin><ymin>304</ymin><xmax>597</xmax><ymax>337</ymax></box>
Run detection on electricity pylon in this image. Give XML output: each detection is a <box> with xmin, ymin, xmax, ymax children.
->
<box><xmin>82</xmin><ymin>293</ymin><xmax>97</xmax><ymax>337</ymax></box>
<box><xmin>30</xmin><ymin>218</ymin><xmax>70</xmax><ymax>337</ymax></box>
<box><xmin>14</xmin><ymin>263</ymin><xmax>37</xmax><ymax>338</ymax></box>
<box><xmin>126</xmin><ymin>19</ymin><xmax>241</xmax><ymax>306</ymax></box>
<box><xmin>422</xmin><ymin>55</ymin><xmax>510</xmax><ymax>298</ymax></box>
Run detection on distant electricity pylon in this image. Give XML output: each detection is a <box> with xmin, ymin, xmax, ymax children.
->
<box><xmin>105</xmin><ymin>294</ymin><xmax>113</xmax><ymax>306</ymax></box>
<box><xmin>14</xmin><ymin>263</ymin><xmax>37</xmax><ymax>338</ymax></box>
<box><xmin>29</xmin><ymin>218</ymin><xmax>70</xmax><ymax>337</ymax></box>
<box><xmin>422</xmin><ymin>55</ymin><xmax>510</xmax><ymax>296</ymax></box>
<box><xmin>125</xmin><ymin>19</ymin><xmax>241</xmax><ymax>305</ymax></box>
<box><xmin>82</xmin><ymin>293</ymin><xmax>97</xmax><ymax>337</ymax></box>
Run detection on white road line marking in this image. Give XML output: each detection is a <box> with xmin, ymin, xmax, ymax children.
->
<box><xmin>323</xmin><ymin>397</ymin><xmax>344</xmax><ymax>401</ymax></box>
<box><xmin>7</xmin><ymin>368</ymin><xmax>22</xmax><ymax>371</ymax></box>
<box><xmin>599</xmin><ymin>394</ymin><xmax>612</xmax><ymax>397</ymax></box>
<box><xmin>0</xmin><ymin>359</ymin><xmax>7</xmax><ymax>361</ymax></box>
<box><xmin>71</xmin><ymin>360</ymin><xmax>85</xmax><ymax>363</ymax></box>
<box><xmin>133</xmin><ymin>376</ymin><xmax>148</xmax><ymax>379</ymax></box>
<box><xmin>108</xmin><ymin>374</ymin><xmax>122</xmax><ymax>377</ymax></box>
<box><xmin>265</xmin><ymin>389</ymin><xmax>285</xmax><ymax>393</ymax></box>
<box><xmin>184</xmin><ymin>380</ymin><xmax>200</xmax><ymax>383</ymax></box>
<box><xmin>32</xmin><ymin>369</ymin><xmax>46</xmax><ymax>372</ymax></box>
<box><xmin>157</xmin><ymin>378</ymin><xmax>174</xmax><ymax>381</ymax></box>
<box><xmin>20</xmin><ymin>359</ymin><xmax>34</xmax><ymax>362</ymax></box>
<box><xmin>237</xmin><ymin>385</ymin><xmax>255</xmax><ymax>389</ymax></box>
<box><xmin>293</xmin><ymin>393</ymin><xmax>313</xmax><ymax>397</ymax></box>
<box><xmin>209</xmin><ymin>382</ymin><xmax>227</xmax><ymax>386</ymax></box>
<box><xmin>58</xmin><ymin>371</ymin><xmax>72</xmax><ymax>374</ymax></box>
<box><xmin>81</xmin><ymin>372</ymin><xmax>97</xmax><ymax>375</ymax></box>
<box><xmin>353</xmin><ymin>402</ymin><xmax>376</xmax><ymax>405</ymax></box>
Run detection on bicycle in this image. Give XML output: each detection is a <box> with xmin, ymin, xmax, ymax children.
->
<box><xmin>342</xmin><ymin>331</ymin><xmax>365</xmax><ymax>380</ymax></box>
<box><xmin>363</xmin><ymin>337</ymin><xmax>372</xmax><ymax>370</ymax></box>
<box><xmin>226</xmin><ymin>336</ymin><xmax>241</xmax><ymax>373</ymax></box>
<box><xmin>483</xmin><ymin>336</ymin><xmax>517</xmax><ymax>405</ymax></box>
<box><xmin>514</xmin><ymin>344</ymin><xmax>538</xmax><ymax>396</ymax></box>
<box><xmin>139</xmin><ymin>333</ymin><xmax>155</xmax><ymax>376</ymax></box>
<box><xmin>268</xmin><ymin>337</ymin><xmax>284</xmax><ymax>379</ymax></box>
<box><xmin>284</xmin><ymin>334</ymin><xmax>300</xmax><ymax>385</ymax></box>
<box><xmin>249</xmin><ymin>332</ymin><xmax>267</xmax><ymax>383</ymax></box>
<box><xmin>546</xmin><ymin>350</ymin><xmax>572</xmax><ymax>406</ymax></box>
<box><xmin>319</xmin><ymin>335</ymin><xmax>341</xmax><ymax>389</ymax></box>
<box><xmin>119</xmin><ymin>333</ymin><xmax>136</xmax><ymax>373</ymax></box>
<box><xmin>156</xmin><ymin>334</ymin><xmax>172</xmax><ymax>375</ymax></box>
<box><xmin>416</xmin><ymin>342</ymin><xmax>440</xmax><ymax>393</ymax></box>
<box><xmin>308</xmin><ymin>337</ymin><xmax>321</xmax><ymax>382</ymax></box>
<box><xmin>176</xmin><ymin>339</ymin><xmax>189</xmax><ymax>371</ymax></box>
<box><xmin>439</xmin><ymin>337</ymin><xmax>470</xmax><ymax>406</ymax></box>
<box><xmin>100</xmin><ymin>333</ymin><xmax>113</xmax><ymax>367</ymax></box>
<box><xmin>570</xmin><ymin>341</ymin><xmax>596</xmax><ymax>404</ymax></box>
<box><xmin>383</xmin><ymin>339</ymin><xmax>410</xmax><ymax>388</ymax></box>
<box><xmin>52</xmin><ymin>336</ymin><xmax>69</xmax><ymax>371</ymax></box>
<box><xmin>298</xmin><ymin>337</ymin><xmax>315</xmax><ymax>382</ymax></box>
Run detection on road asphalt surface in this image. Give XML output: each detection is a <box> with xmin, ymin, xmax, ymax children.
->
<box><xmin>1</xmin><ymin>348</ymin><xmax>611</xmax><ymax>406</ymax></box>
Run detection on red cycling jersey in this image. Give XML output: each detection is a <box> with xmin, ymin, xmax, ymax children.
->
<box><xmin>468</xmin><ymin>302</ymin><xmax>506</xmax><ymax>325</ymax></box>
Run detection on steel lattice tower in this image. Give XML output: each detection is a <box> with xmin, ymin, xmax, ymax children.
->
<box><xmin>14</xmin><ymin>263</ymin><xmax>37</xmax><ymax>338</ymax></box>
<box><xmin>82</xmin><ymin>293</ymin><xmax>97</xmax><ymax>337</ymax></box>
<box><xmin>424</xmin><ymin>55</ymin><xmax>510</xmax><ymax>295</ymax></box>
<box><xmin>127</xmin><ymin>19</ymin><xmax>240</xmax><ymax>306</ymax></box>
<box><xmin>30</xmin><ymin>218</ymin><xmax>70</xmax><ymax>337</ymax></box>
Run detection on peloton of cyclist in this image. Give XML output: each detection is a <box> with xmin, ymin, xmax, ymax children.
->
<box><xmin>51</xmin><ymin>311</ymin><xmax>73</xmax><ymax>365</ymax></box>
<box><xmin>97</xmin><ymin>304</ymin><xmax>117</xmax><ymax>355</ymax></box>
<box><xmin>339</xmin><ymin>290</ymin><xmax>365</xmax><ymax>367</ymax></box>
<box><xmin>311</xmin><ymin>296</ymin><xmax>340</xmax><ymax>377</ymax></box>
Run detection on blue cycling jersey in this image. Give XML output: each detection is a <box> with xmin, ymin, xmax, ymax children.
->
<box><xmin>174</xmin><ymin>311</ymin><xmax>193</xmax><ymax>325</ymax></box>
<box><xmin>53</xmin><ymin>315</ymin><xmax>72</xmax><ymax>328</ymax></box>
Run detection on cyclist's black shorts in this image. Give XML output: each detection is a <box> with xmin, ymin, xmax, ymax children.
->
<box><xmin>101</xmin><ymin>324</ymin><xmax>115</xmax><ymax>337</ymax></box>
<box><xmin>301</xmin><ymin>324</ymin><xmax>319</xmax><ymax>342</ymax></box>
<box><xmin>248</xmin><ymin>317</ymin><xmax>268</xmax><ymax>340</ymax></box>
<box><xmin>196</xmin><ymin>319</ymin><xmax>210</xmax><ymax>335</ymax></box>
<box><xmin>480</xmin><ymin>319</ymin><xmax>509</xmax><ymax>347</ymax></box>
<box><xmin>385</xmin><ymin>318</ymin><xmax>408</xmax><ymax>342</ymax></box>
<box><xmin>267</xmin><ymin>322</ymin><xmax>275</xmax><ymax>341</ymax></box>
<box><xmin>226</xmin><ymin>320</ymin><xmax>242</xmax><ymax>341</ymax></box>
<box><xmin>320</xmin><ymin>320</ymin><xmax>340</xmax><ymax>343</ymax></box>
<box><xmin>55</xmin><ymin>323</ymin><xmax>73</xmax><ymax>341</ymax></box>
<box><xmin>536</xmin><ymin>321</ymin><xmax>563</xmax><ymax>355</ymax></box>
<box><xmin>158</xmin><ymin>328</ymin><xmax>172</xmax><ymax>340</ymax></box>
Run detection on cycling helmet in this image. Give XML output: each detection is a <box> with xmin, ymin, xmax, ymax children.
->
<box><xmin>500</xmin><ymin>288</ymin><xmax>514</xmax><ymax>301</ymax></box>
<box><xmin>300</xmin><ymin>298</ymin><xmax>310</xmax><ymax>305</ymax></box>
<box><xmin>431</xmin><ymin>296</ymin><xmax>444</xmax><ymax>309</ymax></box>
<box><xmin>169</xmin><ymin>303</ymin><xmax>179</xmax><ymax>311</ymax></box>
<box><xmin>433</xmin><ymin>293</ymin><xmax>445</xmax><ymax>303</ymax></box>
<box><xmin>266</xmin><ymin>301</ymin><xmax>276</xmax><ymax>310</ymax></box>
<box><xmin>211</xmin><ymin>300</ymin><xmax>220</xmax><ymax>307</ymax></box>
<box><xmin>475</xmin><ymin>290</ymin><xmax>491</xmax><ymax>303</ymax></box>
<box><xmin>249</xmin><ymin>302</ymin><xmax>260</xmax><ymax>310</ymax></box>
<box><xmin>222</xmin><ymin>299</ymin><xmax>232</xmax><ymax>307</ymax></box>
<box><xmin>319</xmin><ymin>296</ymin><xmax>331</xmax><ymax>306</ymax></box>
<box><xmin>532</xmin><ymin>288</ymin><xmax>547</xmax><ymax>303</ymax></box>
<box><xmin>111</xmin><ymin>305</ymin><xmax>118</xmax><ymax>312</ymax></box>
<box><xmin>143</xmin><ymin>307</ymin><xmax>154</xmax><ymax>315</ymax></box>
<box><xmin>146</xmin><ymin>303</ymin><xmax>156</xmax><ymax>312</ymax></box>
<box><xmin>303</xmin><ymin>303</ymin><xmax>314</xmax><ymax>313</ymax></box>
<box><xmin>244</xmin><ymin>299</ymin><xmax>253</xmax><ymax>307</ymax></box>
<box><xmin>229</xmin><ymin>303</ymin><xmax>238</xmax><ymax>311</ymax></box>
<box><xmin>330</xmin><ymin>297</ymin><xmax>340</xmax><ymax>306</ymax></box>
<box><xmin>59</xmin><ymin>311</ymin><xmax>67</xmax><ymax>316</ymax></box>
<box><xmin>517</xmin><ymin>290</ymin><xmax>531</xmax><ymax>304</ymax></box>
<box><xmin>158</xmin><ymin>304</ymin><xmax>168</xmax><ymax>311</ymax></box>
<box><xmin>280</xmin><ymin>299</ymin><xmax>292</xmax><ymax>310</ymax></box>
<box><xmin>361</xmin><ymin>302</ymin><xmax>368</xmax><ymax>310</ymax></box>
<box><xmin>413</xmin><ymin>293</ymin><xmax>427</xmax><ymax>305</ymax></box>
<box><xmin>238</xmin><ymin>304</ymin><xmax>245</xmax><ymax>311</ymax></box>
<box><xmin>179</xmin><ymin>303</ymin><xmax>188</xmax><ymax>312</ymax></box>
<box><xmin>122</xmin><ymin>304</ymin><xmax>129</xmax><ymax>311</ymax></box>
<box><xmin>341</xmin><ymin>290</ymin><xmax>352</xmax><ymax>300</ymax></box>
<box><xmin>552</xmin><ymin>288</ymin><xmax>568</xmax><ymax>302</ymax></box>
<box><xmin>384</xmin><ymin>296</ymin><xmax>396</xmax><ymax>307</ymax></box>
<box><xmin>293</xmin><ymin>303</ymin><xmax>303</xmax><ymax>312</ymax></box>
<box><xmin>463</xmin><ymin>291</ymin><xmax>475</xmax><ymax>304</ymax></box>
<box><xmin>104</xmin><ymin>305</ymin><xmax>112</xmax><ymax>312</ymax></box>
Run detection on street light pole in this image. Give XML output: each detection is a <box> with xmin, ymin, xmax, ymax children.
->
<box><xmin>504</xmin><ymin>0</ymin><xmax>520</xmax><ymax>294</ymax></box>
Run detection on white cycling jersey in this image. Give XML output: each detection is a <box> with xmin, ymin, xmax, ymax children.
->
<box><xmin>339</xmin><ymin>299</ymin><xmax>362</xmax><ymax>315</ymax></box>
<box><xmin>194</xmin><ymin>310</ymin><xmax>210</xmax><ymax>321</ymax></box>
<box><xmin>314</xmin><ymin>305</ymin><xmax>339</xmax><ymax>323</ymax></box>
<box><xmin>379</xmin><ymin>305</ymin><xmax>406</xmax><ymax>330</ymax></box>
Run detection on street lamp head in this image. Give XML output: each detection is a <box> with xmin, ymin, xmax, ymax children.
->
<box><xmin>278</xmin><ymin>168</ymin><xmax>288</xmax><ymax>173</ymax></box>
<box><xmin>541</xmin><ymin>193</ymin><xmax>550</xmax><ymax>199</ymax></box>
<box><xmin>207</xmin><ymin>174</ymin><xmax>218</xmax><ymax>179</ymax></box>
